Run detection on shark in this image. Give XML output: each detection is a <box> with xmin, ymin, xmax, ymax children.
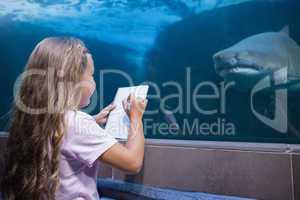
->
<box><xmin>213</xmin><ymin>26</ymin><xmax>300</xmax><ymax>91</ymax></box>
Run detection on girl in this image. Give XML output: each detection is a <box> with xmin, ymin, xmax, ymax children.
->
<box><xmin>1</xmin><ymin>37</ymin><xmax>147</xmax><ymax>200</ymax></box>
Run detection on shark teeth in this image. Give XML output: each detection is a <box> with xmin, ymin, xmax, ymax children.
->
<box><xmin>218</xmin><ymin>65</ymin><xmax>262</xmax><ymax>77</ymax></box>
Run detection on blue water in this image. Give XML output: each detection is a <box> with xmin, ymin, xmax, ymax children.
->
<box><xmin>1</xmin><ymin>0</ymin><xmax>300</xmax><ymax>143</ymax></box>
<box><xmin>0</xmin><ymin>0</ymin><xmax>252</xmax><ymax>65</ymax></box>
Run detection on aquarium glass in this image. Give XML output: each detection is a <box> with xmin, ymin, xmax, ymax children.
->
<box><xmin>1</xmin><ymin>0</ymin><xmax>300</xmax><ymax>143</ymax></box>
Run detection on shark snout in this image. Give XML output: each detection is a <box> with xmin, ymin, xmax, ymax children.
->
<box><xmin>213</xmin><ymin>50</ymin><xmax>265</xmax><ymax>78</ymax></box>
<box><xmin>213</xmin><ymin>51</ymin><xmax>238</xmax><ymax>71</ymax></box>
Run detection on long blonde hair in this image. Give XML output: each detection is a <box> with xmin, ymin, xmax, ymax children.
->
<box><xmin>1</xmin><ymin>37</ymin><xmax>89</xmax><ymax>200</ymax></box>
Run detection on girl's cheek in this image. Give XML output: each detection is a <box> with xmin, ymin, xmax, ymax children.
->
<box><xmin>80</xmin><ymin>79</ymin><xmax>96</xmax><ymax>107</ymax></box>
<box><xmin>89</xmin><ymin>80</ymin><xmax>96</xmax><ymax>97</ymax></box>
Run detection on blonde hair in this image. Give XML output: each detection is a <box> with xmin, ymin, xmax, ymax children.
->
<box><xmin>1</xmin><ymin>37</ymin><xmax>89</xmax><ymax>200</ymax></box>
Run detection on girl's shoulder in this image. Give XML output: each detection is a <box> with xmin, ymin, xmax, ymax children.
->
<box><xmin>65</xmin><ymin>109</ymin><xmax>94</xmax><ymax>123</ymax></box>
<box><xmin>64</xmin><ymin>109</ymin><xmax>97</xmax><ymax>137</ymax></box>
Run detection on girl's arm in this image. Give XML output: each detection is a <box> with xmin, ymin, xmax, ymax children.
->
<box><xmin>99</xmin><ymin>94</ymin><xmax>147</xmax><ymax>174</ymax></box>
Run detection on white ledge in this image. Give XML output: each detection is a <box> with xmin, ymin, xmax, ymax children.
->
<box><xmin>2</xmin><ymin>132</ymin><xmax>300</xmax><ymax>153</ymax></box>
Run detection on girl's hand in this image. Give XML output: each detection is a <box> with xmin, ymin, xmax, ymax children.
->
<box><xmin>93</xmin><ymin>103</ymin><xmax>116</xmax><ymax>126</ymax></box>
<box><xmin>122</xmin><ymin>94</ymin><xmax>147</xmax><ymax>121</ymax></box>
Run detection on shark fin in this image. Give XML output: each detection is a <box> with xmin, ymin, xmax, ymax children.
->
<box><xmin>280</xmin><ymin>25</ymin><xmax>290</xmax><ymax>35</ymax></box>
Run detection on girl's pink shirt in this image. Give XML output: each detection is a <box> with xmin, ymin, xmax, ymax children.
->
<box><xmin>55</xmin><ymin>110</ymin><xmax>118</xmax><ymax>200</ymax></box>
